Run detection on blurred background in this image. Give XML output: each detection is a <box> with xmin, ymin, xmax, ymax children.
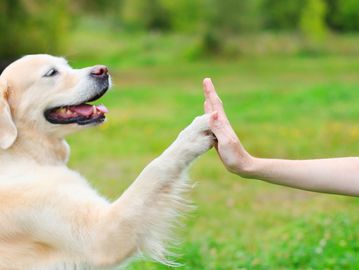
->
<box><xmin>1</xmin><ymin>0</ymin><xmax>359</xmax><ymax>269</ymax></box>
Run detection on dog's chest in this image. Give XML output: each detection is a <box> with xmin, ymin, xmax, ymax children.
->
<box><xmin>35</xmin><ymin>262</ymin><xmax>120</xmax><ymax>270</ymax></box>
<box><xmin>34</xmin><ymin>262</ymin><xmax>95</xmax><ymax>270</ymax></box>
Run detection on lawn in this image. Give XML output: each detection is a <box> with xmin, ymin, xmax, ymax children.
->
<box><xmin>65</xmin><ymin>30</ymin><xmax>359</xmax><ymax>269</ymax></box>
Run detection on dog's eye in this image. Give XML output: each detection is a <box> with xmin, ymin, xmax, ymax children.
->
<box><xmin>43</xmin><ymin>68</ymin><xmax>58</xmax><ymax>77</ymax></box>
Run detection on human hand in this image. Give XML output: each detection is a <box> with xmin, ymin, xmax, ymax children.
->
<box><xmin>203</xmin><ymin>78</ymin><xmax>253</xmax><ymax>176</ymax></box>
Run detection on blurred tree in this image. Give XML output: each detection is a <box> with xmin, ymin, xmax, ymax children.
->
<box><xmin>0</xmin><ymin>0</ymin><xmax>70</xmax><ymax>69</ymax></box>
<box><xmin>299</xmin><ymin>0</ymin><xmax>327</xmax><ymax>41</ymax></box>
<box><xmin>0</xmin><ymin>0</ymin><xmax>25</xmax><ymax>60</ymax></box>
<box><xmin>201</xmin><ymin>0</ymin><xmax>263</xmax><ymax>55</ymax></box>
<box><xmin>206</xmin><ymin>0</ymin><xmax>262</xmax><ymax>33</ymax></box>
<box><xmin>161</xmin><ymin>0</ymin><xmax>205</xmax><ymax>33</ymax></box>
<box><xmin>2</xmin><ymin>0</ymin><xmax>359</xmax><ymax>67</ymax></box>
<box><xmin>121</xmin><ymin>0</ymin><xmax>171</xmax><ymax>31</ymax></box>
<box><xmin>73</xmin><ymin>0</ymin><xmax>120</xmax><ymax>14</ymax></box>
<box><xmin>326</xmin><ymin>0</ymin><xmax>359</xmax><ymax>32</ymax></box>
<box><xmin>262</xmin><ymin>0</ymin><xmax>302</xmax><ymax>30</ymax></box>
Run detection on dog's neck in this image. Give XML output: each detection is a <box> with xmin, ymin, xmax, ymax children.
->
<box><xmin>3</xmin><ymin>127</ymin><xmax>70</xmax><ymax>165</ymax></box>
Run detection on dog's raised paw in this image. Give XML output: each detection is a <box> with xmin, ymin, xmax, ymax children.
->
<box><xmin>177</xmin><ymin>114</ymin><xmax>215</xmax><ymax>157</ymax></box>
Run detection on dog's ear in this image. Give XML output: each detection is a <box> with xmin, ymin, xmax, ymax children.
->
<box><xmin>0</xmin><ymin>78</ymin><xmax>17</xmax><ymax>149</ymax></box>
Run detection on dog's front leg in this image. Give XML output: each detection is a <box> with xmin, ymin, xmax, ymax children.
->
<box><xmin>89</xmin><ymin>114</ymin><xmax>214</xmax><ymax>268</ymax></box>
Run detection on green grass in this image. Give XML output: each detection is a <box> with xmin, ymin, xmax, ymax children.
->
<box><xmin>64</xmin><ymin>26</ymin><xmax>359</xmax><ymax>269</ymax></box>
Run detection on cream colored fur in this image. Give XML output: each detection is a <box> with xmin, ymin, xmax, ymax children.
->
<box><xmin>0</xmin><ymin>55</ymin><xmax>214</xmax><ymax>269</ymax></box>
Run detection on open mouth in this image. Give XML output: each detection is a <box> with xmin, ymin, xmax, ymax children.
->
<box><xmin>44</xmin><ymin>89</ymin><xmax>109</xmax><ymax>125</ymax></box>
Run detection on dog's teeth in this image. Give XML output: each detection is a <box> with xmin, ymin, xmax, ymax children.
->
<box><xmin>66</xmin><ymin>109</ymin><xmax>71</xmax><ymax>115</ymax></box>
<box><xmin>92</xmin><ymin>105</ymin><xmax>96</xmax><ymax>114</ymax></box>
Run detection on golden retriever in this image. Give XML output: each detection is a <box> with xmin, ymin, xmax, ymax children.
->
<box><xmin>0</xmin><ymin>54</ymin><xmax>214</xmax><ymax>269</ymax></box>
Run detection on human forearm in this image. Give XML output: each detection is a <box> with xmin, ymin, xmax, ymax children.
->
<box><xmin>242</xmin><ymin>157</ymin><xmax>359</xmax><ymax>196</ymax></box>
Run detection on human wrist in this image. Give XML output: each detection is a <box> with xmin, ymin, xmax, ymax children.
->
<box><xmin>227</xmin><ymin>151</ymin><xmax>256</xmax><ymax>178</ymax></box>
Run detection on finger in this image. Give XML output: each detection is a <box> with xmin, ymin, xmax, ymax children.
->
<box><xmin>204</xmin><ymin>100</ymin><xmax>213</xmax><ymax>114</ymax></box>
<box><xmin>203</xmin><ymin>78</ymin><xmax>226</xmax><ymax>117</ymax></box>
<box><xmin>209</xmin><ymin>111</ymin><xmax>226</xmax><ymax>138</ymax></box>
<box><xmin>203</xmin><ymin>78</ymin><xmax>214</xmax><ymax>113</ymax></box>
<box><xmin>203</xmin><ymin>78</ymin><xmax>213</xmax><ymax>100</ymax></box>
<box><xmin>203</xmin><ymin>78</ymin><xmax>222</xmax><ymax>105</ymax></box>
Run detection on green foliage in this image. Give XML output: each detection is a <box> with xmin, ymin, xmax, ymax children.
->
<box><xmin>161</xmin><ymin>0</ymin><xmax>205</xmax><ymax>33</ymax></box>
<box><xmin>2</xmin><ymin>0</ymin><xmax>359</xmax><ymax>59</ymax></box>
<box><xmin>299</xmin><ymin>0</ymin><xmax>328</xmax><ymax>41</ymax></box>
<box><xmin>0</xmin><ymin>0</ymin><xmax>70</xmax><ymax>59</ymax></box>
<box><xmin>74</xmin><ymin>0</ymin><xmax>121</xmax><ymax>14</ymax></box>
<box><xmin>200</xmin><ymin>29</ymin><xmax>223</xmax><ymax>56</ymax></box>
<box><xmin>121</xmin><ymin>0</ymin><xmax>171</xmax><ymax>31</ymax></box>
<box><xmin>199</xmin><ymin>0</ymin><xmax>264</xmax><ymax>57</ymax></box>
<box><xmin>262</xmin><ymin>0</ymin><xmax>303</xmax><ymax>30</ymax></box>
<box><xmin>206</xmin><ymin>0</ymin><xmax>263</xmax><ymax>33</ymax></box>
<box><xmin>327</xmin><ymin>0</ymin><xmax>359</xmax><ymax>32</ymax></box>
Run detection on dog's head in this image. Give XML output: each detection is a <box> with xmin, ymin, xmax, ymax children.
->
<box><xmin>0</xmin><ymin>54</ymin><xmax>111</xmax><ymax>149</ymax></box>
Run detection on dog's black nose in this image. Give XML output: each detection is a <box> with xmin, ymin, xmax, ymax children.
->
<box><xmin>90</xmin><ymin>65</ymin><xmax>108</xmax><ymax>78</ymax></box>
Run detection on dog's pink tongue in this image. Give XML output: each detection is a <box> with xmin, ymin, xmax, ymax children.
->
<box><xmin>70</xmin><ymin>105</ymin><xmax>93</xmax><ymax>116</ymax></box>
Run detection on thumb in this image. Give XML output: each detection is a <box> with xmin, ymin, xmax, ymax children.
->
<box><xmin>209</xmin><ymin>111</ymin><xmax>239</xmax><ymax>142</ymax></box>
<box><xmin>209</xmin><ymin>111</ymin><xmax>227</xmax><ymax>139</ymax></box>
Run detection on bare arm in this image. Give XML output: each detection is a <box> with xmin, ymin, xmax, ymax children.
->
<box><xmin>203</xmin><ymin>78</ymin><xmax>359</xmax><ymax>196</ymax></box>
<box><xmin>248</xmin><ymin>157</ymin><xmax>359</xmax><ymax>196</ymax></box>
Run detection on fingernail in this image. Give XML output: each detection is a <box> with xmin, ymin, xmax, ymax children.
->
<box><xmin>203</xmin><ymin>77</ymin><xmax>212</xmax><ymax>85</ymax></box>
